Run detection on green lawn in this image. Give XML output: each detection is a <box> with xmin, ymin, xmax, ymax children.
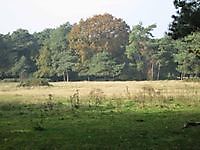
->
<box><xmin>0</xmin><ymin>96</ymin><xmax>200</xmax><ymax>150</ymax></box>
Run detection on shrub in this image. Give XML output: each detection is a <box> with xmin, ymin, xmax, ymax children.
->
<box><xmin>183</xmin><ymin>78</ymin><xmax>200</xmax><ymax>82</ymax></box>
<box><xmin>1</xmin><ymin>78</ymin><xmax>20</xmax><ymax>82</ymax></box>
<box><xmin>70</xmin><ymin>89</ymin><xmax>80</xmax><ymax>109</ymax></box>
<box><xmin>89</xmin><ymin>88</ymin><xmax>105</xmax><ymax>107</ymax></box>
<box><xmin>18</xmin><ymin>78</ymin><xmax>50</xmax><ymax>87</ymax></box>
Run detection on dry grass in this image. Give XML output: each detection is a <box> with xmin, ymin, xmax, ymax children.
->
<box><xmin>0</xmin><ymin>80</ymin><xmax>199</xmax><ymax>103</ymax></box>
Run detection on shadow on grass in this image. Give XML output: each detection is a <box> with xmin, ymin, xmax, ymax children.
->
<box><xmin>0</xmin><ymin>101</ymin><xmax>200</xmax><ymax>150</ymax></box>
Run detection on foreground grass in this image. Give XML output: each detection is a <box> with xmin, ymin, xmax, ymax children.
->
<box><xmin>0</xmin><ymin>81</ymin><xmax>200</xmax><ymax>149</ymax></box>
<box><xmin>0</xmin><ymin>97</ymin><xmax>200</xmax><ymax>150</ymax></box>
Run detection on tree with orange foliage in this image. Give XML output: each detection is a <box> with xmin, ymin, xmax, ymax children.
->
<box><xmin>68</xmin><ymin>13</ymin><xmax>130</xmax><ymax>62</ymax></box>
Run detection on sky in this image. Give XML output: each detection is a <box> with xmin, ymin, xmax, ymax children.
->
<box><xmin>0</xmin><ymin>0</ymin><xmax>176</xmax><ymax>38</ymax></box>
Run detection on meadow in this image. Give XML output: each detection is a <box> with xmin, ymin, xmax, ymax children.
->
<box><xmin>0</xmin><ymin>80</ymin><xmax>200</xmax><ymax>149</ymax></box>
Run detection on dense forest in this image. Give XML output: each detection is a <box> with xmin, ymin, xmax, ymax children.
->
<box><xmin>0</xmin><ymin>0</ymin><xmax>199</xmax><ymax>81</ymax></box>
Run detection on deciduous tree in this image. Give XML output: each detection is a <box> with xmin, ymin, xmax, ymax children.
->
<box><xmin>69</xmin><ymin>14</ymin><xmax>130</xmax><ymax>62</ymax></box>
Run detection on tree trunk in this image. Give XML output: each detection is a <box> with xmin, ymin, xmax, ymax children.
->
<box><xmin>180</xmin><ymin>73</ymin><xmax>183</xmax><ymax>80</ymax></box>
<box><xmin>147</xmin><ymin>63</ymin><xmax>152</xmax><ymax>80</ymax></box>
<box><xmin>157</xmin><ymin>63</ymin><xmax>160</xmax><ymax>80</ymax></box>
<box><xmin>151</xmin><ymin>63</ymin><xmax>154</xmax><ymax>80</ymax></box>
<box><xmin>63</xmin><ymin>71</ymin><xmax>66</xmax><ymax>81</ymax></box>
<box><xmin>66</xmin><ymin>71</ymin><xmax>69</xmax><ymax>82</ymax></box>
<box><xmin>196</xmin><ymin>73</ymin><xmax>199</xmax><ymax>78</ymax></box>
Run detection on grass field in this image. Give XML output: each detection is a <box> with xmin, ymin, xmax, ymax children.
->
<box><xmin>0</xmin><ymin>80</ymin><xmax>200</xmax><ymax>149</ymax></box>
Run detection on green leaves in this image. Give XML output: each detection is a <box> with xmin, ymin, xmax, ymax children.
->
<box><xmin>174</xmin><ymin>31</ymin><xmax>200</xmax><ymax>77</ymax></box>
<box><xmin>11</xmin><ymin>56</ymin><xmax>28</xmax><ymax>76</ymax></box>
<box><xmin>0</xmin><ymin>29</ymin><xmax>39</xmax><ymax>77</ymax></box>
<box><xmin>79</xmin><ymin>51</ymin><xmax>124</xmax><ymax>79</ymax></box>
<box><xmin>35</xmin><ymin>46</ymin><xmax>52</xmax><ymax>78</ymax></box>
<box><xmin>53</xmin><ymin>50</ymin><xmax>78</xmax><ymax>80</ymax></box>
<box><xmin>0</xmin><ymin>12</ymin><xmax>199</xmax><ymax>81</ymax></box>
<box><xmin>126</xmin><ymin>23</ymin><xmax>157</xmax><ymax>80</ymax></box>
<box><xmin>185</xmin><ymin>32</ymin><xmax>200</xmax><ymax>58</ymax></box>
<box><xmin>169</xmin><ymin>0</ymin><xmax>200</xmax><ymax>39</ymax></box>
<box><xmin>35</xmin><ymin>23</ymin><xmax>74</xmax><ymax>80</ymax></box>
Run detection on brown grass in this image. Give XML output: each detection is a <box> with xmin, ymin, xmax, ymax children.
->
<box><xmin>0</xmin><ymin>80</ymin><xmax>199</xmax><ymax>103</ymax></box>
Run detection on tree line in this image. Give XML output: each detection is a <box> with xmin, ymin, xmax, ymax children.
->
<box><xmin>0</xmin><ymin>0</ymin><xmax>199</xmax><ymax>81</ymax></box>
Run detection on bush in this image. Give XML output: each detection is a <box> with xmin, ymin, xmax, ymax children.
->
<box><xmin>1</xmin><ymin>78</ymin><xmax>20</xmax><ymax>82</ymax></box>
<box><xmin>184</xmin><ymin>78</ymin><xmax>200</xmax><ymax>82</ymax></box>
<box><xmin>89</xmin><ymin>88</ymin><xmax>105</xmax><ymax>106</ymax></box>
<box><xmin>18</xmin><ymin>78</ymin><xmax>51</xmax><ymax>87</ymax></box>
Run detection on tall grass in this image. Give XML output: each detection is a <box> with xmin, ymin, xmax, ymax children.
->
<box><xmin>0</xmin><ymin>81</ymin><xmax>200</xmax><ymax>149</ymax></box>
<box><xmin>0</xmin><ymin>80</ymin><xmax>199</xmax><ymax>106</ymax></box>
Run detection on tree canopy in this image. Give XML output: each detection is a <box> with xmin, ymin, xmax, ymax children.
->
<box><xmin>0</xmin><ymin>10</ymin><xmax>200</xmax><ymax>81</ymax></box>
<box><xmin>126</xmin><ymin>23</ymin><xmax>157</xmax><ymax>80</ymax></box>
<box><xmin>174</xmin><ymin>31</ymin><xmax>200</xmax><ymax>78</ymax></box>
<box><xmin>68</xmin><ymin>13</ymin><xmax>130</xmax><ymax>62</ymax></box>
<box><xmin>168</xmin><ymin>0</ymin><xmax>200</xmax><ymax>39</ymax></box>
